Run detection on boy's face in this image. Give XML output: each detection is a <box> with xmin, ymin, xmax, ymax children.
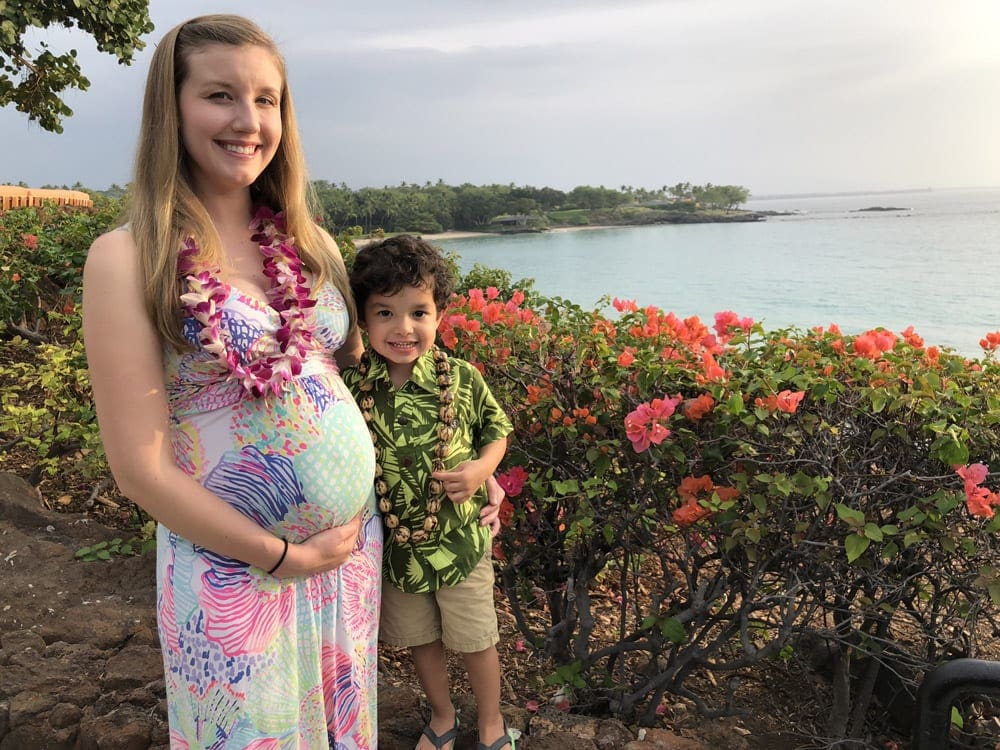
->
<box><xmin>361</xmin><ymin>280</ymin><xmax>443</xmax><ymax>384</ymax></box>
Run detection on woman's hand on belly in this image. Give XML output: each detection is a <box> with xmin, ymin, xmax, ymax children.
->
<box><xmin>274</xmin><ymin>511</ymin><xmax>362</xmax><ymax>577</ymax></box>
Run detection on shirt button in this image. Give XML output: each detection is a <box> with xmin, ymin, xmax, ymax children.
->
<box><xmin>397</xmin><ymin>415</ymin><xmax>409</xmax><ymax>425</ymax></box>
<box><xmin>402</xmin><ymin>457</ymin><xmax>413</xmax><ymax>468</ymax></box>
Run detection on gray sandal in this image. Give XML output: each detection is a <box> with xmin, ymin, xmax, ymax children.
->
<box><xmin>420</xmin><ymin>717</ymin><xmax>459</xmax><ymax>750</ymax></box>
<box><xmin>477</xmin><ymin>722</ymin><xmax>515</xmax><ymax>750</ymax></box>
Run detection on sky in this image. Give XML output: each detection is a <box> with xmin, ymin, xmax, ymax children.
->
<box><xmin>3</xmin><ymin>0</ymin><xmax>1000</xmax><ymax>197</ymax></box>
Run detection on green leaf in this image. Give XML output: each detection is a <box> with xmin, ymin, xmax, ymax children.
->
<box><xmin>845</xmin><ymin>533</ymin><xmax>870</xmax><ymax>563</ymax></box>
<box><xmin>726</xmin><ymin>393</ymin><xmax>744</xmax><ymax>415</ymax></box>
<box><xmin>863</xmin><ymin>523</ymin><xmax>883</xmax><ymax>542</ymax></box>
<box><xmin>869</xmin><ymin>390</ymin><xmax>887</xmax><ymax>413</ymax></box>
<box><xmin>835</xmin><ymin>503</ymin><xmax>865</xmax><ymax>527</ymax></box>
<box><xmin>951</xmin><ymin>707</ymin><xmax>964</xmax><ymax>729</ymax></box>
<box><xmin>660</xmin><ymin>617</ymin><xmax>686</xmax><ymax>644</ymax></box>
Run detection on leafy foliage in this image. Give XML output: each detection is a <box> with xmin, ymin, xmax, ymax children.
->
<box><xmin>442</xmin><ymin>289</ymin><xmax>1000</xmax><ymax>740</ymax></box>
<box><xmin>0</xmin><ymin>0</ymin><xmax>153</xmax><ymax>132</ymax></box>
<box><xmin>0</xmin><ymin>200</ymin><xmax>120</xmax><ymax>486</ymax></box>
<box><xmin>313</xmin><ymin>180</ymin><xmax>752</xmax><ymax>234</ymax></box>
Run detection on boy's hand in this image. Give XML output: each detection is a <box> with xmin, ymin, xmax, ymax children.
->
<box><xmin>480</xmin><ymin>475</ymin><xmax>505</xmax><ymax>537</ymax></box>
<box><xmin>432</xmin><ymin>461</ymin><xmax>489</xmax><ymax>504</ymax></box>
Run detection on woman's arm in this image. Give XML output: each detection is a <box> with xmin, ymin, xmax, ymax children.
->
<box><xmin>317</xmin><ymin>227</ymin><xmax>364</xmax><ymax>369</ymax></box>
<box><xmin>83</xmin><ymin>230</ymin><xmax>359</xmax><ymax>576</ymax></box>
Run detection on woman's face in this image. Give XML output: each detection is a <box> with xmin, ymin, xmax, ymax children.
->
<box><xmin>177</xmin><ymin>43</ymin><xmax>283</xmax><ymax>198</ymax></box>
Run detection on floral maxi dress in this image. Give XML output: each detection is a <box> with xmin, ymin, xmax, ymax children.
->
<box><xmin>161</xmin><ymin>281</ymin><xmax>380</xmax><ymax>749</ymax></box>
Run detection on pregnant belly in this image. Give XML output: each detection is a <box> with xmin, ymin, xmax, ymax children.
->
<box><xmin>174</xmin><ymin>379</ymin><xmax>376</xmax><ymax>536</ymax></box>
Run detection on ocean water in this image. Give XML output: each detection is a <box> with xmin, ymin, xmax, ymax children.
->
<box><xmin>435</xmin><ymin>187</ymin><xmax>1000</xmax><ymax>357</ymax></box>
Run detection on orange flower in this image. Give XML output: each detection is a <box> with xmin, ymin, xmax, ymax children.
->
<box><xmin>673</xmin><ymin>474</ymin><xmax>739</xmax><ymax>527</ymax></box>
<box><xmin>683</xmin><ymin>393</ymin><xmax>715</xmax><ymax>421</ymax></box>
<box><xmin>980</xmin><ymin>331</ymin><xmax>1000</xmax><ymax>351</ymax></box>
<box><xmin>673</xmin><ymin>498</ymin><xmax>711</xmax><ymax>527</ymax></box>
<box><xmin>10</xmin><ymin>272</ymin><xmax>20</xmax><ymax>282</ymax></box>
<box><xmin>617</xmin><ymin>347</ymin><xmax>636</xmax><ymax>367</ymax></box>
<box><xmin>901</xmin><ymin>326</ymin><xmax>924</xmax><ymax>349</ymax></box>
<box><xmin>774</xmin><ymin>389</ymin><xmax>805</xmax><ymax>414</ymax></box>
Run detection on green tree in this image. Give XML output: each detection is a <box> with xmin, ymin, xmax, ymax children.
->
<box><xmin>1</xmin><ymin>0</ymin><xmax>154</xmax><ymax>133</ymax></box>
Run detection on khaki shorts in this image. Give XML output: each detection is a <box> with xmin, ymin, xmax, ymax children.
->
<box><xmin>379</xmin><ymin>553</ymin><xmax>499</xmax><ymax>653</ymax></box>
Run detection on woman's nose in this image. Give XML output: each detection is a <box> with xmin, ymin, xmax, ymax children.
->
<box><xmin>232</xmin><ymin>99</ymin><xmax>260</xmax><ymax>133</ymax></box>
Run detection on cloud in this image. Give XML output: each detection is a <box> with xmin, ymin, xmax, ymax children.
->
<box><xmin>1</xmin><ymin>0</ymin><xmax>999</xmax><ymax>193</ymax></box>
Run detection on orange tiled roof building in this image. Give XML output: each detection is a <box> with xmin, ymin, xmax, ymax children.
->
<box><xmin>0</xmin><ymin>185</ymin><xmax>93</xmax><ymax>212</ymax></box>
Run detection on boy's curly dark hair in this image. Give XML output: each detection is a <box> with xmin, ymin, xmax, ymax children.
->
<box><xmin>350</xmin><ymin>235</ymin><xmax>455</xmax><ymax>317</ymax></box>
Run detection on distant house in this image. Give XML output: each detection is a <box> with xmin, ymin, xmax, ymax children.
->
<box><xmin>491</xmin><ymin>214</ymin><xmax>542</xmax><ymax>228</ymax></box>
<box><xmin>0</xmin><ymin>185</ymin><xmax>93</xmax><ymax>212</ymax></box>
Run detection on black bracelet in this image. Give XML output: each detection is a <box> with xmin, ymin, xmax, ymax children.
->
<box><xmin>266</xmin><ymin>538</ymin><xmax>288</xmax><ymax>575</ymax></box>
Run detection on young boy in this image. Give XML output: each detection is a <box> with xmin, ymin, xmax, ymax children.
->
<box><xmin>344</xmin><ymin>236</ymin><xmax>515</xmax><ymax>750</ymax></box>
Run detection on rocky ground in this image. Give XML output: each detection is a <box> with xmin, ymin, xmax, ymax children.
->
<box><xmin>0</xmin><ymin>471</ymin><xmax>790</xmax><ymax>749</ymax></box>
<box><xmin>10</xmin><ymin>470</ymin><xmax>982</xmax><ymax>750</ymax></box>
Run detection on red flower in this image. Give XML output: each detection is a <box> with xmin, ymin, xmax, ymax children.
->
<box><xmin>497</xmin><ymin>466</ymin><xmax>528</xmax><ymax>497</ymax></box>
<box><xmin>22</xmin><ymin>233</ymin><xmax>38</xmax><ymax>250</ymax></box>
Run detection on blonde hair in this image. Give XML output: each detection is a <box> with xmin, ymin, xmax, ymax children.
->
<box><xmin>129</xmin><ymin>14</ymin><xmax>355</xmax><ymax>349</ymax></box>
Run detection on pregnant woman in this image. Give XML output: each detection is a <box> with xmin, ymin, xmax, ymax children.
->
<box><xmin>83</xmin><ymin>15</ymin><xmax>380</xmax><ymax>748</ymax></box>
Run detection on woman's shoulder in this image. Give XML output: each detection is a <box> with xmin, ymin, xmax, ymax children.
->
<box><xmin>85</xmin><ymin>225</ymin><xmax>138</xmax><ymax>280</ymax></box>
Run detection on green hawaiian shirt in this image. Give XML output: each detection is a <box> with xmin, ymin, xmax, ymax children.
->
<box><xmin>343</xmin><ymin>351</ymin><xmax>512</xmax><ymax>594</ymax></box>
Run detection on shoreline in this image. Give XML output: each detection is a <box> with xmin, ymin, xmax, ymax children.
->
<box><xmin>353</xmin><ymin>223</ymin><xmax>636</xmax><ymax>247</ymax></box>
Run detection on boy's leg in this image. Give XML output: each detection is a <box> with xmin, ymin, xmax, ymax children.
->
<box><xmin>381</xmin><ymin>584</ymin><xmax>457</xmax><ymax>748</ymax></box>
<box><xmin>462</xmin><ymin>644</ymin><xmax>507</xmax><ymax>746</ymax></box>
<box><xmin>437</xmin><ymin>554</ymin><xmax>509</xmax><ymax>747</ymax></box>
<box><xmin>412</xmin><ymin>639</ymin><xmax>458</xmax><ymax>749</ymax></box>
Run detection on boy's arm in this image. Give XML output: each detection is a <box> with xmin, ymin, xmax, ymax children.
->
<box><xmin>432</xmin><ymin>437</ymin><xmax>507</xmax><ymax>504</ymax></box>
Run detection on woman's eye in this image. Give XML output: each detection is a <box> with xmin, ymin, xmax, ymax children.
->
<box><xmin>208</xmin><ymin>91</ymin><xmax>231</xmax><ymax>100</ymax></box>
<box><xmin>257</xmin><ymin>96</ymin><xmax>278</xmax><ymax>106</ymax></box>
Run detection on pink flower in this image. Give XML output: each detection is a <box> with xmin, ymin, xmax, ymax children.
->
<box><xmin>525</xmin><ymin>700</ymin><xmax>540</xmax><ymax>712</ymax></box>
<box><xmin>774</xmin><ymin>389</ymin><xmax>805</xmax><ymax>414</ymax></box>
<box><xmin>482</xmin><ymin>302</ymin><xmax>503</xmax><ymax>324</ymax></box>
<box><xmin>467</xmin><ymin>288</ymin><xmax>486</xmax><ymax>312</ymax></box>
<box><xmin>713</xmin><ymin>310</ymin><xmax>753</xmax><ymax>340</ymax></box>
<box><xmin>624</xmin><ymin>396</ymin><xmax>681</xmax><ymax>453</ymax></box>
<box><xmin>956</xmin><ymin>463</ymin><xmax>989</xmax><ymax>486</ymax></box>
<box><xmin>955</xmin><ymin>464</ymin><xmax>999</xmax><ymax>518</ymax></box>
<box><xmin>613</xmin><ymin>297</ymin><xmax>638</xmax><ymax>312</ymax></box>
<box><xmin>486</xmin><ymin>286</ymin><xmax>500</xmax><ymax>299</ymax></box>
<box><xmin>22</xmin><ymin>233</ymin><xmax>38</xmax><ymax>250</ymax></box>
<box><xmin>497</xmin><ymin>466</ymin><xmax>529</xmax><ymax>497</ymax></box>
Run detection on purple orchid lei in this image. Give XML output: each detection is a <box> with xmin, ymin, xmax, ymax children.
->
<box><xmin>178</xmin><ymin>206</ymin><xmax>317</xmax><ymax>398</ymax></box>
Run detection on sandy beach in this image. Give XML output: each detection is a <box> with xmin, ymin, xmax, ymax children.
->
<box><xmin>352</xmin><ymin>224</ymin><xmax>621</xmax><ymax>247</ymax></box>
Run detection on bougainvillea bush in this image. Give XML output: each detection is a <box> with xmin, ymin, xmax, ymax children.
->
<box><xmin>441</xmin><ymin>288</ymin><xmax>1000</xmax><ymax>742</ymax></box>
<box><xmin>0</xmin><ymin>200</ymin><xmax>121</xmax><ymax>485</ymax></box>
